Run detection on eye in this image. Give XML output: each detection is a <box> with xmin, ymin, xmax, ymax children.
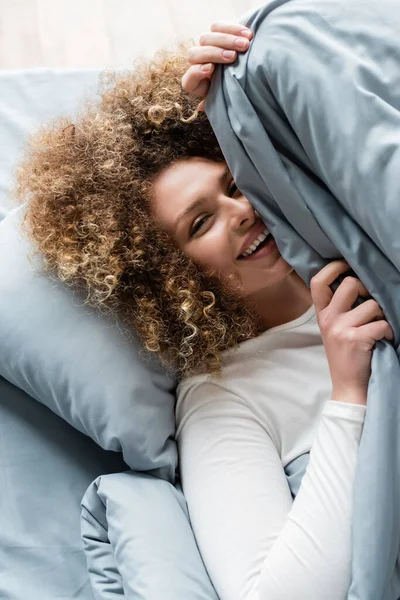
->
<box><xmin>190</xmin><ymin>214</ymin><xmax>210</xmax><ymax>237</ymax></box>
<box><xmin>228</xmin><ymin>180</ymin><xmax>239</xmax><ymax>197</ymax></box>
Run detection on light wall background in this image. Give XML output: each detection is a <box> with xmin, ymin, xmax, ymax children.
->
<box><xmin>0</xmin><ymin>0</ymin><xmax>263</xmax><ymax>69</ymax></box>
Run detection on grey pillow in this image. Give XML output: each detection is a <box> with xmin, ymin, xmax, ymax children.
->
<box><xmin>0</xmin><ymin>206</ymin><xmax>177</xmax><ymax>481</ymax></box>
<box><xmin>0</xmin><ymin>374</ymin><xmax>125</xmax><ymax>600</ymax></box>
<box><xmin>0</xmin><ymin>69</ymin><xmax>103</xmax><ymax>221</ymax></box>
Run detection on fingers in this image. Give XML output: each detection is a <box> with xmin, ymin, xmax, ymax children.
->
<box><xmin>182</xmin><ymin>64</ymin><xmax>213</xmax><ymax>94</ymax></box>
<box><xmin>199</xmin><ymin>31</ymin><xmax>251</xmax><ymax>52</ymax></box>
<box><xmin>188</xmin><ymin>45</ymin><xmax>238</xmax><ymax>66</ymax></box>
<box><xmin>327</xmin><ymin>276</ymin><xmax>370</xmax><ymax>315</ymax></box>
<box><xmin>311</xmin><ymin>260</ymin><xmax>393</xmax><ymax>345</ymax></box>
<box><xmin>357</xmin><ymin>320</ymin><xmax>394</xmax><ymax>343</ymax></box>
<box><xmin>188</xmin><ymin>27</ymin><xmax>252</xmax><ymax>66</ymax></box>
<box><xmin>310</xmin><ymin>260</ymin><xmax>351</xmax><ymax>313</ymax></box>
<box><xmin>183</xmin><ymin>23</ymin><xmax>252</xmax><ymax>97</ymax></box>
<box><xmin>341</xmin><ymin>298</ymin><xmax>384</xmax><ymax>327</ymax></box>
<box><xmin>343</xmin><ymin>299</ymin><xmax>393</xmax><ymax>342</ymax></box>
<box><xmin>210</xmin><ymin>21</ymin><xmax>253</xmax><ymax>39</ymax></box>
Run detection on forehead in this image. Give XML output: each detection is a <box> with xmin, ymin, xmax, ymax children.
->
<box><xmin>151</xmin><ymin>157</ymin><xmax>224</xmax><ymax>228</ymax></box>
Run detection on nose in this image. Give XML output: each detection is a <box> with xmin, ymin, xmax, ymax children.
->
<box><xmin>226</xmin><ymin>196</ymin><xmax>255</xmax><ymax>232</ymax></box>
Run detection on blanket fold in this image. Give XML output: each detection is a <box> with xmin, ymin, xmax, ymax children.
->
<box><xmin>81</xmin><ymin>471</ymin><xmax>219</xmax><ymax>599</ymax></box>
<box><xmin>206</xmin><ymin>0</ymin><xmax>400</xmax><ymax>598</ymax></box>
<box><xmin>81</xmin><ymin>460</ymin><xmax>306</xmax><ymax>599</ymax></box>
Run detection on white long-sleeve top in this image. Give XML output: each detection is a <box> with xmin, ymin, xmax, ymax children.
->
<box><xmin>175</xmin><ymin>306</ymin><xmax>366</xmax><ymax>600</ymax></box>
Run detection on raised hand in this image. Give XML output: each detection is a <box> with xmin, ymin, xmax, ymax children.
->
<box><xmin>182</xmin><ymin>21</ymin><xmax>253</xmax><ymax>110</ymax></box>
<box><xmin>311</xmin><ymin>260</ymin><xmax>393</xmax><ymax>405</ymax></box>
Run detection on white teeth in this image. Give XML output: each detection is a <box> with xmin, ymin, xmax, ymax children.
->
<box><xmin>239</xmin><ymin>227</ymin><xmax>270</xmax><ymax>258</ymax></box>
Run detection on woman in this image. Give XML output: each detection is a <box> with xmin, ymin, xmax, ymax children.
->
<box><xmin>17</xmin><ymin>24</ymin><xmax>392</xmax><ymax>600</ymax></box>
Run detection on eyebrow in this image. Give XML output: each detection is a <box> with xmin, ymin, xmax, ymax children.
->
<box><xmin>175</xmin><ymin>165</ymin><xmax>231</xmax><ymax>229</ymax></box>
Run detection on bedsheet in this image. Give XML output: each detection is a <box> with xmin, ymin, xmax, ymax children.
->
<box><xmin>206</xmin><ymin>0</ymin><xmax>400</xmax><ymax>598</ymax></box>
<box><xmin>0</xmin><ymin>375</ymin><xmax>125</xmax><ymax>600</ymax></box>
<box><xmin>80</xmin><ymin>457</ymin><xmax>306</xmax><ymax>599</ymax></box>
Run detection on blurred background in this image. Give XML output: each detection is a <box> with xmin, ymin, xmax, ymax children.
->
<box><xmin>0</xmin><ymin>0</ymin><xmax>264</xmax><ymax>69</ymax></box>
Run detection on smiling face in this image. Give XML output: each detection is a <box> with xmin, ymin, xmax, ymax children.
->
<box><xmin>151</xmin><ymin>157</ymin><xmax>293</xmax><ymax>299</ymax></box>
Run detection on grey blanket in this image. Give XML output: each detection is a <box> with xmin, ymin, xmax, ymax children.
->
<box><xmin>206</xmin><ymin>0</ymin><xmax>400</xmax><ymax>598</ymax></box>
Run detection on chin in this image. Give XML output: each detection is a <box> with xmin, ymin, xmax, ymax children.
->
<box><xmin>242</xmin><ymin>260</ymin><xmax>294</xmax><ymax>297</ymax></box>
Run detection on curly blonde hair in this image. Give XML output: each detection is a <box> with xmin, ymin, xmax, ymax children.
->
<box><xmin>16</xmin><ymin>46</ymin><xmax>258</xmax><ymax>377</ymax></box>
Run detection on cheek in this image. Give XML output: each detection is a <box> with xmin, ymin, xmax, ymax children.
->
<box><xmin>187</xmin><ymin>234</ymin><xmax>234</xmax><ymax>274</ymax></box>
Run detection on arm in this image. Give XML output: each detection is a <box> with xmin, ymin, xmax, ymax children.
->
<box><xmin>177</xmin><ymin>383</ymin><xmax>365</xmax><ymax>600</ymax></box>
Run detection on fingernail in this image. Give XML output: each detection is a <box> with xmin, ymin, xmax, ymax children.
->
<box><xmin>235</xmin><ymin>37</ymin><xmax>248</xmax><ymax>49</ymax></box>
<box><xmin>240</xmin><ymin>28</ymin><xmax>253</xmax><ymax>39</ymax></box>
<box><xmin>222</xmin><ymin>50</ymin><xmax>235</xmax><ymax>59</ymax></box>
<box><xmin>201</xmin><ymin>63</ymin><xmax>212</xmax><ymax>72</ymax></box>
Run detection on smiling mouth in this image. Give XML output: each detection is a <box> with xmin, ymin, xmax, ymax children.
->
<box><xmin>237</xmin><ymin>227</ymin><xmax>272</xmax><ymax>259</ymax></box>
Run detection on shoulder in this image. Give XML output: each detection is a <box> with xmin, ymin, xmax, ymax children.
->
<box><xmin>175</xmin><ymin>332</ymin><xmax>260</xmax><ymax>418</ymax></box>
<box><xmin>176</xmin><ymin>372</ymin><xmax>242</xmax><ymax>418</ymax></box>
<box><xmin>175</xmin><ymin>372</ymin><xmax>255</xmax><ymax>439</ymax></box>
<box><xmin>176</xmin><ymin>306</ymin><xmax>319</xmax><ymax>411</ymax></box>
